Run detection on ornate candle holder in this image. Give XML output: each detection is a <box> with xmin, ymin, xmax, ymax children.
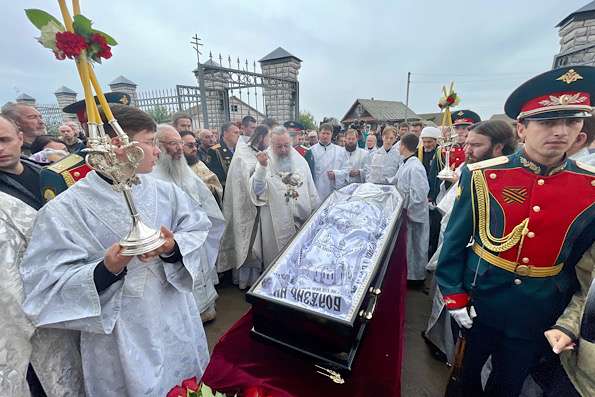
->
<box><xmin>436</xmin><ymin>83</ymin><xmax>461</xmax><ymax>180</ymax></box>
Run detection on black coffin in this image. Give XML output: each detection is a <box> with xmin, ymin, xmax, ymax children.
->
<box><xmin>246</xmin><ymin>183</ymin><xmax>404</xmax><ymax>370</ymax></box>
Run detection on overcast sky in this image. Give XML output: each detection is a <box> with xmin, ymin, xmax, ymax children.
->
<box><xmin>0</xmin><ymin>0</ymin><xmax>587</xmax><ymax>123</ymax></box>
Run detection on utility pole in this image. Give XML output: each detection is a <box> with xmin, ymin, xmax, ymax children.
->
<box><xmin>191</xmin><ymin>34</ymin><xmax>209</xmax><ymax>129</ymax></box>
<box><xmin>405</xmin><ymin>71</ymin><xmax>411</xmax><ymax>124</ymax></box>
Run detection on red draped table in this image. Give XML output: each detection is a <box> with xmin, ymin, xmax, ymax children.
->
<box><xmin>202</xmin><ymin>225</ymin><xmax>408</xmax><ymax>397</ymax></box>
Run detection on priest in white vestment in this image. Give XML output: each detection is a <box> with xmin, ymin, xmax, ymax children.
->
<box><xmin>153</xmin><ymin>124</ymin><xmax>225</xmax><ymax>322</ymax></box>
<box><xmin>250</xmin><ymin>126</ymin><xmax>320</xmax><ymax>269</ymax></box>
<box><xmin>20</xmin><ymin>105</ymin><xmax>212</xmax><ymax>396</ymax></box>
<box><xmin>1</xmin><ymin>191</ymin><xmax>84</xmax><ymax>397</ymax></box>
<box><xmin>333</xmin><ymin>129</ymin><xmax>368</xmax><ymax>189</ymax></box>
<box><xmin>363</xmin><ymin>126</ymin><xmax>402</xmax><ymax>184</ymax></box>
<box><xmin>395</xmin><ymin>133</ymin><xmax>429</xmax><ymax>281</ymax></box>
<box><xmin>218</xmin><ymin>125</ymin><xmax>271</xmax><ymax>288</ymax></box>
<box><xmin>305</xmin><ymin>124</ymin><xmax>346</xmax><ymax>201</ymax></box>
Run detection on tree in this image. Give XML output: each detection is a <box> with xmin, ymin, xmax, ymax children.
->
<box><xmin>298</xmin><ymin>111</ymin><xmax>317</xmax><ymax>130</ymax></box>
<box><xmin>147</xmin><ymin>105</ymin><xmax>171</xmax><ymax>123</ymax></box>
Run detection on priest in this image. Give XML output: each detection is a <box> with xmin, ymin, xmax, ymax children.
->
<box><xmin>218</xmin><ymin>125</ymin><xmax>271</xmax><ymax>289</ymax></box>
<box><xmin>250</xmin><ymin>126</ymin><xmax>320</xmax><ymax>265</ymax></box>
<box><xmin>305</xmin><ymin>123</ymin><xmax>346</xmax><ymax>201</ymax></box>
<box><xmin>153</xmin><ymin>124</ymin><xmax>225</xmax><ymax>322</ymax></box>
<box><xmin>20</xmin><ymin>104</ymin><xmax>212</xmax><ymax>396</ymax></box>
<box><xmin>333</xmin><ymin>128</ymin><xmax>368</xmax><ymax>189</ymax></box>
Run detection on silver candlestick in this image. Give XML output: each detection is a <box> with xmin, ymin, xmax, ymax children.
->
<box><xmin>85</xmin><ymin>120</ymin><xmax>164</xmax><ymax>256</ymax></box>
<box><xmin>437</xmin><ymin>125</ymin><xmax>457</xmax><ymax>180</ymax></box>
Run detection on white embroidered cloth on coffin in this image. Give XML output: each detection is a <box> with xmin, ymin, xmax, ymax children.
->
<box><xmin>254</xmin><ymin>183</ymin><xmax>402</xmax><ymax>321</ymax></box>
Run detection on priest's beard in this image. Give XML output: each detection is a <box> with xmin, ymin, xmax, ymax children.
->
<box><xmin>184</xmin><ymin>153</ymin><xmax>199</xmax><ymax>166</ymax></box>
<box><xmin>270</xmin><ymin>152</ymin><xmax>293</xmax><ymax>173</ymax></box>
<box><xmin>155</xmin><ymin>150</ymin><xmax>196</xmax><ymax>193</ymax></box>
<box><xmin>345</xmin><ymin>143</ymin><xmax>357</xmax><ymax>152</ymax></box>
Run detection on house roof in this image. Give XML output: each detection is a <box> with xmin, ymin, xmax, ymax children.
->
<box><xmin>110</xmin><ymin>75</ymin><xmax>136</xmax><ymax>86</ymax></box>
<box><xmin>557</xmin><ymin>1</ymin><xmax>595</xmax><ymax>27</ymax></box>
<box><xmin>259</xmin><ymin>47</ymin><xmax>302</xmax><ymax>63</ymax></box>
<box><xmin>489</xmin><ymin>113</ymin><xmax>516</xmax><ymax>124</ymax></box>
<box><xmin>342</xmin><ymin>99</ymin><xmax>419</xmax><ymax>123</ymax></box>
<box><xmin>417</xmin><ymin>112</ymin><xmax>443</xmax><ymax>125</ymax></box>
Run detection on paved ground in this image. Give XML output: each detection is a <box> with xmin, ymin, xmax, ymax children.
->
<box><xmin>204</xmin><ymin>282</ymin><xmax>450</xmax><ymax>396</ymax></box>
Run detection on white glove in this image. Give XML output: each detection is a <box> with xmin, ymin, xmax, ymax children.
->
<box><xmin>449</xmin><ymin>307</ymin><xmax>474</xmax><ymax>329</ymax></box>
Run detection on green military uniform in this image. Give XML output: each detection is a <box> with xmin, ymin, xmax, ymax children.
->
<box><xmin>436</xmin><ymin>65</ymin><xmax>595</xmax><ymax>396</ymax></box>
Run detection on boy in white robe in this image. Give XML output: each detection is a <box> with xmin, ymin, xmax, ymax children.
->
<box><xmin>363</xmin><ymin>126</ymin><xmax>402</xmax><ymax>184</ymax></box>
<box><xmin>20</xmin><ymin>105</ymin><xmax>212</xmax><ymax>397</ymax></box>
<box><xmin>395</xmin><ymin>133</ymin><xmax>430</xmax><ymax>281</ymax></box>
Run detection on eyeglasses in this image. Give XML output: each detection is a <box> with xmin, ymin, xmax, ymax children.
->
<box><xmin>184</xmin><ymin>142</ymin><xmax>198</xmax><ymax>148</ymax></box>
<box><xmin>159</xmin><ymin>140</ymin><xmax>184</xmax><ymax>146</ymax></box>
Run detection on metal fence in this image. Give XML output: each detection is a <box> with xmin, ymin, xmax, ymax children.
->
<box><xmin>136</xmin><ymin>85</ymin><xmax>202</xmax><ymax>127</ymax></box>
<box><xmin>37</xmin><ymin>103</ymin><xmax>64</xmax><ymax>135</ymax></box>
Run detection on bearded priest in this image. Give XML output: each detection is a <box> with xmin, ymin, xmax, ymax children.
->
<box><xmin>219</xmin><ymin>125</ymin><xmax>319</xmax><ymax>289</ymax></box>
<box><xmin>153</xmin><ymin>124</ymin><xmax>225</xmax><ymax>322</ymax></box>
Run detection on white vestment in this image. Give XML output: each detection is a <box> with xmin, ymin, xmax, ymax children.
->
<box><xmin>248</xmin><ymin>148</ymin><xmax>320</xmax><ymax>284</ymax></box>
<box><xmin>333</xmin><ymin>147</ymin><xmax>368</xmax><ymax>188</ymax></box>
<box><xmin>151</xmin><ymin>166</ymin><xmax>224</xmax><ymax>313</ymax></box>
<box><xmin>21</xmin><ymin>172</ymin><xmax>211</xmax><ymax>397</ymax></box>
<box><xmin>395</xmin><ymin>156</ymin><xmax>430</xmax><ymax>280</ymax></box>
<box><xmin>571</xmin><ymin>147</ymin><xmax>595</xmax><ymax>166</ymax></box>
<box><xmin>218</xmin><ymin>143</ymin><xmax>260</xmax><ymax>276</ymax></box>
<box><xmin>308</xmin><ymin>143</ymin><xmax>346</xmax><ymax>201</ymax></box>
<box><xmin>0</xmin><ymin>192</ymin><xmax>84</xmax><ymax>397</ymax></box>
<box><xmin>363</xmin><ymin>145</ymin><xmax>402</xmax><ymax>184</ymax></box>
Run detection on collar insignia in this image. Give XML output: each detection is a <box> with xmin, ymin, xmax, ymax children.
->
<box><xmin>520</xmin><ymin>156</ymin><xmax>541</xmax><ymax>174</ymax></box>
<box><xmin>502</xmin><ymin>187</ymin><xmax>528</xmax><ymax>204</ymax></box>
<box><xmin>557</xmin><ymin>69</ymin><xmax>583</xmax><ymax>84</ymax></box>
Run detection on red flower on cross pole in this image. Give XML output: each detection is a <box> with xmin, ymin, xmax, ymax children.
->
<box><xmin>55</xmin><ymin>31</ymin><xmax>87</xmax><ymax>58</ymax></box>
<box><xmin>90</xmin><ymin>33</ymin><xmax>112</xmax><ymax>59</ymax></box>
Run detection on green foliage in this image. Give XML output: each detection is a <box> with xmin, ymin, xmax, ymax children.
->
<box><xmin>25</xmin><ymin>9</ymin><xmax>64</xmax><ymax>30</ymax></box>
<box><xmin>298</xmin><ymin>111</ymin><xmax>317</xmax><ymax>130</ymax></box>
<box><xmin>92</xmin><ymin>29</ymin><xmax>117</xmax><ymax>45</ymax></box>
<box><xmin>73</xmin><ymin>14</ymin><xmax>93</xmax><ymax>36</ymax></box>
<box><xmin>147</xmin><ymin>105</ymin><xmax>171</xmax><ymax>123</ymax></box>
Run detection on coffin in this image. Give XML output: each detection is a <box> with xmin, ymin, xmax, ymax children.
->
<box><xmin>246</xmin><ymin>183</ymin><xmax>404</xmax><ymax>370</ymax></box>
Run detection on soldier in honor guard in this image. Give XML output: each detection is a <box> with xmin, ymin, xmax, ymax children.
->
<box><xmin>436</xmin><ymin>66</ymin><xmax>595</xmax><ymax>396</ymax></box>
<box><xmin>40</xmin><ymin>92</ymin><xmax>131</xmax><ymax>202</ymax></box>
<box><xmin>203</xmin><ymin>121</ymin><xmax>239</xmax><ymax>191</ymax></box>
<box><xmin>428</xmin><ymin>109</ymin><xmax>481</xmax><ymax>203</ymax></box>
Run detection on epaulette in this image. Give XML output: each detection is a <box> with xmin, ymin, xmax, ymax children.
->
<box><xmin>466</xmin><ymin>156</ymin><xmax>509</xmax><ymax>171</ymax></box>
<box><xmin>211</xmin><ymin>144</ymin><xmax>221</xmax><ymax>150</ymax></box>
<box><xmin>576</xmin><ymin>160</ymin><xmax>595</xmax><ymax>173</ymax></box>
<box><xmin>46</xmin><ymin>153</ymin><xmax>85</xmax><ymax>173</ymax></box>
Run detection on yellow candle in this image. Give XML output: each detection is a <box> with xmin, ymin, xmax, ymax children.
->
<box><xmin>88</xmin><ymin>65</ymin><xmax>115</xmax><ymax>122</ymax></box>
<box><xmin>57</xmin><ymin>0</ymin><xmax>74</xmax><ymax>32</ymax></box>
<box><xmin>73</xmin><ymin>0</ymin><xmax>81</xmax><ymax>16</ymax></box>
<box><xmin>76</xmin><ymin>58</ymin><xmax>97</xmax><ymax>123</ymax></box>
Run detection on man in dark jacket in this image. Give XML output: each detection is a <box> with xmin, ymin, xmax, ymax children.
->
<box><xmin>0</xmin><ymin>114</ymin><xmax>43</xmax><ymax>210</ymax></box>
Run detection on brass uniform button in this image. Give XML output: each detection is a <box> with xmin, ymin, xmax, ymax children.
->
<box><xmin>514</xmin><ymin>279</ymin><xmax>522</xmax><ymax>285</ymax></box>
<box><xmin>537</xmin><ymin>179</ymin><xmax>545</xmax><ymax>186</ymax></box>
<box><xmin>591</xmin><ymin>180</ymin><xmax>595</xmax><ymax>186</ymax></box>
<box><xmin>533</xmin><ymin>206</ymin><xmax>541</xmax><ymax>213</ymax></box>
<box><xmin>527</xmin><ymin>232</ymin><xmax>535</xmax><ymax>238</ymax></box>
<box><xmin>489</xmin><ymin>173</ymin><xmax>497</xmax><ymax>179</ymax></box>
<box><xmin>522</xmin><ymin>257</ymin><xmax>530</xmax><ymax>264</ymax></box>
<box><xmin>73</xmin><ymin>171</ymin><xmax>81</xmax><ymax>178</ymax></box>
